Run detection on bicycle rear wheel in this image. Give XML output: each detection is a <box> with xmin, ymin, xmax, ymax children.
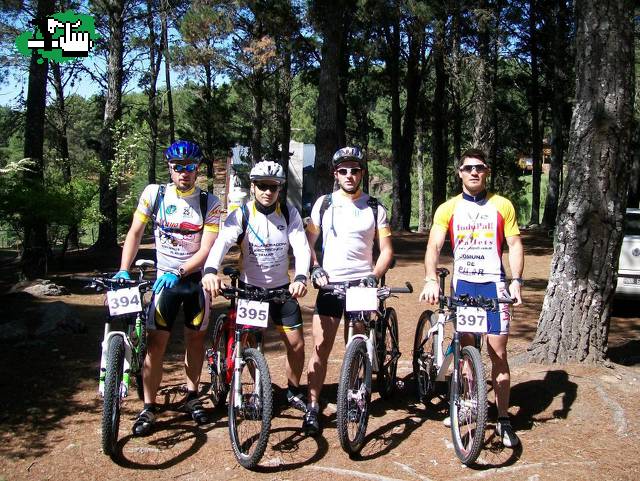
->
<box><xmin>228</xmin><ymin>347</ymin><xmax>272</xmax><ymax>469</ymax></box>
<box><xmin>413</xmin><ymin>310</ymin><xmax>438</xmax><ymax>403</ymax></box>
<box><xmin>336</xmin><ymin>337</ymin><xmax>372</xmax><ymax>456</ymax></box>
<box><xmin>450</xmin><ymin>345</ymin><xmax>487</xmax><ymax>465</ymax></box>
<box><xmin>206</xmin><ymin>314</ymin><xmax>229</xmax><ymax>409</ymax></box>
<box><xmin>376</xmin><ymin>308</ymin><xmax>399</xmax><ymax>399</ymax></box>
<box><xmin>102</xmin><ymin>335</ymin><xmax>125</xmax><ymax>457</ymax></box>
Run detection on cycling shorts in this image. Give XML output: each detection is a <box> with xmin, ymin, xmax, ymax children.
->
<box><xmin>239</xmin><ymin>281</ymin><xmax>302</xmax><ymax>332</ymax></box>
<box><xmin>148</xmin><ymin>272</ymin><xmax>209</xmax><ymax>332</ymax></box>
<box><xmin>453</xmin><ymin>279</ymin><xmax>511</xmax><ymax>335</ymax></box>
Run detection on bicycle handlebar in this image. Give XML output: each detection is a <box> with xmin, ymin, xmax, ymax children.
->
<box><xmin>319</xmin><ymin>281</ymin><xmax>413</xmax><ymax>299</ymax></box>
<box><xmin>74</xmin><ymin>275</ymin><xmax>153</xmax><ymax>293</ymax></box>
<box><xmin>220</xmin><ymin>285</ymin><xmax>292</xmax><ymax>303</ymax></box>
<box><xmin>443</xmin><ymin>294</ymin><xmax>514</xmax><ymax>311</ymax></box>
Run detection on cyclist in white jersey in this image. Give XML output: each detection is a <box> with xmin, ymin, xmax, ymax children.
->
<box><xmin>202</xmin><ymin>160</ymin><xmax>311</xmax><ymax>412</ymax></box>
<box><xmin>302</xmin><ymin>146</ymin><xmax>394</xmax><ymax>436</ymax></box>
<box><xmin>419</xmin><ymin>148</ymin><xmax>524</xmax><ymax>448</ymax></box>
<box><xmin>113</xmin><ymin>140</ymin><xmax>221</xmax><ymax>436</ymax></box>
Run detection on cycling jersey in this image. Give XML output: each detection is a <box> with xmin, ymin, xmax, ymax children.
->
<box><xmin>204</xmin><ymin>200</ymin><xmax>310</xmax><ymax>288</ymax></box>
<box><xmin>432</xmin><ymin>191</ymin><xmax>519</xmax><ymax>284</ymax></box>
<box><xmin>134</xmin><ymin>184</ymin><xmax>221</xmax><ymax>275</ymax></box>
<box><xmin>307</xmin><ymin>190</ymin><xmax>391</xmax><ymax>282</ymax></box>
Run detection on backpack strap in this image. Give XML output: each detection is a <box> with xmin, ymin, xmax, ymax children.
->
<box><xmin>151</xmin><ymin>184</ymin><xmax>166</xmax><ymax>226</ymax></box>
<box><xmin>236</xmin><ymin>203</ymin><xmax>250</xmax><ymax>246</ymax></box>
<box><xmin>280</xmin><ymin>198</ymin><xmax>290</xmax><ymax>226</ymax></box>
<box><xmin>367</xmin><ymin>196</ymin><xmax>381</xmax><ymax>263</ymax></box>
<box><xmin>199</xmin><ymin>189</ymin><xmax>209</xmax><ymax>231</ymax></box>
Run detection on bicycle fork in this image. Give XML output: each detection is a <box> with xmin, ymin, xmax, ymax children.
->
<box><xmin>231</xmin><ymin>333</ymin><xmax>262</xmax><ymax>409</ymax></box>
<box><xmin>98</xmin><ymin>323</ymin><xmax>132</xmax><ymax>399</ymax></box>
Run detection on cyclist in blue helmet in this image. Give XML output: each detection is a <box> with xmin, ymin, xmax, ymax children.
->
<box><xmin>113</xmin><ymin>139</ymin><xmax>222</xmax><ymax>436</ymax></box>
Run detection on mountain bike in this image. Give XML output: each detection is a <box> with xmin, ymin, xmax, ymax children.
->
<box><xmin>320</xmin><ymin>277</ymin><xmax>413</xmax><ymax>456</ymax></box>
<box><xmin>76</xmin><ymin>259</ymin><xmax>154</xmax><ymax>458</ymax></box>
<box><xmin>205</xmin><ymin>266</ymin><xmax>290</xmax><ymax>469</ymax></box>
<box><xmin>412</xmin><ymin>267</ymin><xmax>514</xmax><ymax>465</ymax></box>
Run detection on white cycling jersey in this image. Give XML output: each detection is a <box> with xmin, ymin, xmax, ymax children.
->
<box><xmin>307</xmin><ymin>190</ymin><xmax>391</xmax><ymax>282</ymax></box>
<box><xmin>204</xmin><ymin>200</ymin><xmax>311</xmax><ymax>288</ymax></box>
<box><xmin>134</xmin><ymin>184</ymin><xmax>221</xmax><ymax>275</ymax></box>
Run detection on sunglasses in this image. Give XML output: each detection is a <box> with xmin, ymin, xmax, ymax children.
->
<box><xmin>254</xmin><ymin>182</ymin><xmax>280</xmax><ymax>192</ymax></box>
<box><xmin>459</xmin><ymin>164</ymin><xmax>488</xmax><ymax>173</ymax></box>
<box><xmin>171</xmin><ymin>163</ymin><xmax>198</xmax><ymax>173</ymax></box>
<box><xmin>336</xmin><ymin>167</ymin><xmax>363</xmax><ymax>176</ymax></box>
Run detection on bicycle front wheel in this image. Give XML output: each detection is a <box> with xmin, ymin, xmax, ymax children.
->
<box><xmin>228</xmin><ymin>347</ymin><xmax>273</xmax><ymax>469</ymax></box>
<box><xmin>206</xmin><ymin>314</ymin><xmax>229</xmax><ymax>409</ymax></box>
<box><xmin>336</xmin><ymin>337</ymin><xmax>372</xmax><ymax>456</ymax></box>
<box><xmin>413</xmin><ymin>310</ymin><xmax>438</xmax><ymax>403</ymax></box>
<box><xmin>376</xmin><ymin>307</ymin><xmax>399</xmax><ymax>399</ymax></box>
<box><xmin>450</xmin><ymin>345</ymin><xmax>487</xmax><ymax>465</ymax></box>
<box><xmin>102</xmin><ymin>335</ymin><xmax>125</xmax><ymax>457</ymax></box>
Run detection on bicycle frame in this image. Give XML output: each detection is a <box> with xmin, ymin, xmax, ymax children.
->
<box><xmin>98</xmin><ymin>317</ymin><xmax>142</xmax><ymax>397</ymax></box>
<box><xmin>345</xmin><ymin>310</ymin><xmax>381</xmax><ymax>373</ymax></box>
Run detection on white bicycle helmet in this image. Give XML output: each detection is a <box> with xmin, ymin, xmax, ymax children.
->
<box><xmin>249</xmin><ymin>160</ymin><xmax>286</xmax><ymax>184</ymax></box>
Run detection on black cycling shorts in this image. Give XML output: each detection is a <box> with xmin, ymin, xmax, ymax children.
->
<box><xmin>148</xmin><ymin>272</ymin><xmax>209</xmax><ymax>332</ymax></box>
<box><xmin>239</xmin><ymin>281</ymin><xmax>302</xmax><ymax>333</ymax></box>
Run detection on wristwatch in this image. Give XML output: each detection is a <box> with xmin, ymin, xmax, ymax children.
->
<box><xmin>512</xmin><ymin>277</ymin><xmax>524</xmax><ymax>286</ymax></box>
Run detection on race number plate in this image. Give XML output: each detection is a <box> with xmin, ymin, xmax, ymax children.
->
<box><xmin>346</xmin><ymin>287</ymin><xmax>378</xmax><ymax>312</ymax></box>
<box><xmin>107</xmin><ymin>287</ymin><xmax>142</xmax><ymax>316</ymax></box>
<box><xmin>456</xmin><ymin>306</ymin><xmax>488</xmax><ymax>333</ymax></box>
<box><xmin>237</xmin><ymin>299</ymin><xmax>269</xmax><ymax>328</ymax></box>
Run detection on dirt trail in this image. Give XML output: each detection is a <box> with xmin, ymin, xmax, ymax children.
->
<box><xmin>1</xmin><ymin>231</ymin><xmax>639</xmax><ymax>481</ymax></box>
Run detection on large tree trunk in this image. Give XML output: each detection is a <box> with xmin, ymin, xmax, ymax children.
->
<box><xmin>278</xmin><ymin>48</ymin><xmax>292</xmax><ymax>200</ymax></box>
<box><xmin>472</xmin><ymin>0</ymin><xmax>495</xmax><ymax>159</ymax></box>
<box><xmin>21</xmin><ymin>0</ymin><xmax>54</xmax><ymax>279</ymax></box>
<box><xmin>146</xmin><ymin>0</ymin><xmax>162</xmax><ymax>185</ymax></box>
<box><xmin>161</xmin><ymin>0</ymin><xmax>175</xmax><ymax>143</ymax></box>
<box><xmin>542</xmin><ymin>0</ymin><xmax>571</xmax><ymax>228</ymax></box>
<box><xmin>310</xmin><ymin>0</ymin><xmax>353</xmax><ymax>197</ymax></box>
<box><xmin>431</xmin><ymin>13</ymin><xmax>448</xmax><ymax>218</ymax></box>
<box><xmin>96</xmin><ymin>0</ymin><xmax>125</xmax><ymax>249</ymax></box>
<box><xmin>416</xmin><ymin>125</ymin><xmax>426</xmax><ymax>233</ymax></box>
<box><xmin>529</xmin><ymin>0</ymin><xmax>543</xmax><ymax>225</ymax></box>
<box><xmin>386</xmin><ymin>15</ymin><xmax>402</xmax><ymax>230</ymax></box>
<box><xmin>250</xmin><ymin>74</ymin><xmax>264</xmax><ymax>165</ymax></box>
<box><xmin>528</xmin><ymin>0</ymin><xmax>634</xmax><ymax>363</ymax></box>
<box><xmin>51</xmin><ymin>62</ymin><xmax>79</xmax><ymax>251</ymax></box>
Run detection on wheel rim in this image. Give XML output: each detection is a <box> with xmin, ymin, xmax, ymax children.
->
<box><xmin>453</xmin><ymin>357</ymin><xmax>479</xmax><ymax>455</ymax></box>
<box><xmin>346</xmin><ymin>350</ymin><xmax>368</xmax><ymax>442</ymax></box>
<box><xmin>230</xmin><ymin>356</ymin><xmax>265</xmax><ymax>459</ymax></box>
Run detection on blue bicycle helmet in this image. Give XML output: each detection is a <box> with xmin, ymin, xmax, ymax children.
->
<box><xmin>332</xmin><ymin>146</ymin><xmax>365</xmax><ymax>169</ymax></box>
<box><xmin>164</xmin><ymin>140</ymin><xmax>203</xmax><ymax>163</ymax></box>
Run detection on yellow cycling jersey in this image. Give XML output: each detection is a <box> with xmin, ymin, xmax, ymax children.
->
<box><xmin>432</xmin><ymin>191</ymin><xmax>519</xmax><ymax>283</ymax></box>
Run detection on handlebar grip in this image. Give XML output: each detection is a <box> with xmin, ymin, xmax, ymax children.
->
<box><xmin>389</xmin><ymin>281</ymin><xmax>413</xmax><ymax>294</ymax></box>
<box><xmin>72</xmin><ymin>276</ymin><xmax>97</xmax><ymax>282</ymax></box>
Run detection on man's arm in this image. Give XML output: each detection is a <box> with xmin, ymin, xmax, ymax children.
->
<box><xmin>506</xmin><ymin>234</ymin><xmax>524</xmax><ymax>306</ymax></box>
<box><xmin>306</xmin><ymin>227</ymin><xmax>321</xmax><ymax>268</ymax></box>
<box><xmin>181</xmin><ymin>230</ymin><xmax>218</xmax><ymax>276</ymax></box>
<box><xmin>119</xmin><ymin>217</ymin><xmax>146</xmax><ymax>272</ymax></box>
<box><xmin>418</xmin><ymin>227</ymin><xmax>447</xmax><ymax>303</ymax></box>
<box><xmin>372</xmin><ymin>234</ymin><xmax>394</xmax><ymax>279</ymax></box>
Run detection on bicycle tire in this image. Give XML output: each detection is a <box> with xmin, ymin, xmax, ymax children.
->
<box><xmin>336</xmin><ymin>337</ymin><xmax>372</xmax><ymax>456</ymax></box>
<box><xmin>101</xmin><ymin>335</ymin><xmax>125</xmax><ymax>457</ymax></box>
<box><xmin>206</xmin><ymin>314</ymin><xmax>229</xmax><ymax>409</ymax></box>
<box><xmin>228</xmin><ymin>347</ymin><xmax>272</xmax><ymax>469</ymax></box>
<box><xmin>450</xmin><ymin>345</ymin><xmax>487</xmax><ymax>465</ymax></box>
<box><xmin>376</xmin><ymin>308</ymin><xmax>399</xmax><ymax>399</ymax></box>
<box><xmin>412</xmin><ymin>310</ymin><xmax>438</xmax><ymax>403</ymax></box>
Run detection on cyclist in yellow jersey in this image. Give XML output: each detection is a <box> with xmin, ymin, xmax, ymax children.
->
<box><xmin>419</xmin><ymin>148</ymin><xmax>524</xmax><ymax>448</ymax></box>
<box><xmin>113</xmin><ymin>140</ymin><xmax>221</xmax><ymax>436</ymax></box>
<box><xmin>303</xmin><ymin>146</ymin><xmax>394</xmax><ymax>436</ymax></box>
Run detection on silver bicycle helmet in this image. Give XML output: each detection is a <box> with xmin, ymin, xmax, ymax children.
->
<box><xmin>332</xmin><ymin>146</ymin><xmax>365</xmax><ymax>169</ymax></box>
<box><xmin>249</xmin><ymin>160</ymin><xmax>286</xmax><ymax>184</ymax></box>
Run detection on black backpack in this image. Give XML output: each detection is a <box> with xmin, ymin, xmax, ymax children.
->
<box><xmin>151</xmin><ymin>184</ymin><xmax>209</xmax><ymax>231</ymax></box>
<box><xmin>236</xmin><ymin>199</ymin><xmax>291</xmax><ymax>245</ymax></box>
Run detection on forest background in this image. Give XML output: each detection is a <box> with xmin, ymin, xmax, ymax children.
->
<box><xmin>0</xmin><ymin>0</ymin><xmax>638</xmax><ymax>363</ymax></box>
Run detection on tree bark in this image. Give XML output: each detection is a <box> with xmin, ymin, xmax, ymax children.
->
<box><xmin>310</xmin><ymin>0</ymin><xmax>353</xmax><ymax>197</ymax></box>
<box><xmin>431</xmin><ymin>12</ymin><xmax>447</xmax><ymax>219</ymax></box>
<box><xmin>21</xmin><ymin>0</ymin><xmax>54</xmax><ymax>278</ymax></box>
<box><xmin>472</xmin><ymin>0</ymin><xmax>495</xmax><ymax>159</ymax></box>
<box><xmin>146</xmin><ymin>0</ymin><xmax>162</xmax><ymax>185</ymax></box>
<box><xmin>161</xmin><ymin>0</ymin><xmax>175</xmax><ymax>143</ymax></box>
<box><xmin>96</xmin><ymin>0</ymin><xmax>125</xmax><ymax>249</ymax></box>
<box><xmin>416</xmin><ymin>126</ymin><xmax>426</xmax><ymax>233</ymax></box>
<box><xmin>528</xmin><ymin>0</ymin><xmax>634</xmax><ymax>363</ymax></box>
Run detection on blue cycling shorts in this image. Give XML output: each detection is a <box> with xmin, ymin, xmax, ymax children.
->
<box><xmin>453</xmin><ymin>280</ymin><xmax>511</xmax><ymax>335</ymax></box>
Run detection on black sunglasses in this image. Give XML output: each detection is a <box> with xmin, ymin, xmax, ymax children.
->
<box><xmin>254</xmin><ymin>182</ymin><xmax>280</xmax><ymax>192</ymax></box>
<box><xmin>336</xmin><ymin>167</ymin><xmax>363</xmax><ymax>176</ymax></box>
<box><xmin>459</xmin><ymin>164</ymin><xmax>488</xmax><ymax>173</ymax></box>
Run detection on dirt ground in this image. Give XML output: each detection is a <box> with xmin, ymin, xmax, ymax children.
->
<box><xmin>1</xmin><ymin>230</ymin><xmax>639</xmax><ymax>481</ymax></box>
